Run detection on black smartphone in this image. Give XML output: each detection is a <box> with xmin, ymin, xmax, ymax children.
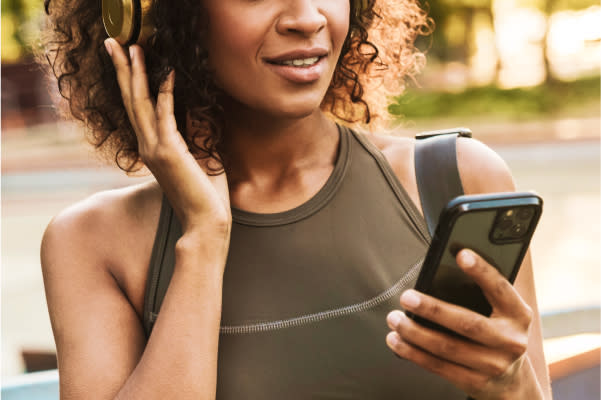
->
<box><xmin>407</xmin><ymin>191</ymin><xmax>543</xmax><ymax>333</ymax></box>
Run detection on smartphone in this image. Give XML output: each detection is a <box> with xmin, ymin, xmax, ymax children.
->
<box><xmin>407</xmin><ymin>192</ymin><xmax>543</xmax><ymax>333</ymax></box>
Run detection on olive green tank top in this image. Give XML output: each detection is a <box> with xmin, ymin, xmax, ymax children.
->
<box><xmin>143</xmin><ymin>124</ymin><xmax>468</xmax><ymax>399</ymax></box>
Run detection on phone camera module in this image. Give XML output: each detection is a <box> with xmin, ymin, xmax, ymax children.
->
<box><xmin>491</xmin><ymin>207</ymin><xmax>534</xmax><ymax>243</ymax></box>
<box><xmin>511</xmin><ymin>224</ymin><xmax>524</xmax><ymax>235</ymax></box>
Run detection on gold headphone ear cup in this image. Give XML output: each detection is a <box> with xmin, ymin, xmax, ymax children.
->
<box><xmin>102</xmin><ymin>0</ymin><xmax>153</xmax><ymax>46</ymax></box>
<box><xmin>102</xmin><ymin>0</ymin><xmax>137</xmax><ymax>45</ymax></box>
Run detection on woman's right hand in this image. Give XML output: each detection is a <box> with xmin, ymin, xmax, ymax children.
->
<box><xmin>104</xmin><ymin>38</ymin><xmax>231</xmax><ymax>236</ymax></box>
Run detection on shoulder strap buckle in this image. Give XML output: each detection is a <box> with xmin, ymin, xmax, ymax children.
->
<box><xmin>415</xmin><ymin>127</ymin><xmax>472</xmax><ymax>140</ymax></box>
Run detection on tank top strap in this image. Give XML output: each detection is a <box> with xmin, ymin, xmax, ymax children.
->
<box><xmin>348</xmin><ymin>129</ymin><xmax>431</xmax><ymax>243</ymax></box>
<box><xmin>143</xmin><ymin>192</ymin><xmax>180</xmax><ymax>337</ymax></box>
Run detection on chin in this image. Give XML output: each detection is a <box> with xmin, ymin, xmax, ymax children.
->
<box><xmin>274</xmin><ymin>103</ymin><xmax>321</xmax><ymax>119</ymax></box>
<box><xmin>222</xmin><ymin>87</ymin><xmax>329</xmax><ymax>121</ymax></box>
<box><xmin>259</xmin><ymin>93</ymin><xmax>327</xmax><ymax>119</ymax></box>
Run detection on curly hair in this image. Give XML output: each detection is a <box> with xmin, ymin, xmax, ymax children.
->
<box><xmin>34</xmin><ymin>0</ymin><xmax>431</xmax><ymax>173</ymax></box>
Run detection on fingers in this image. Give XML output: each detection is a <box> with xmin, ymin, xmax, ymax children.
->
<box><xmin>396</xmin><ymin>290</ymin><xmax>509</xmax><ymax>347</ymax></box>
<box><xmin>104</xmin><ymin>39</ymin><xmax>139</xmax><ymax>134</ymax></box>
<box><xmin>456</xmin><ymin>249</ymin><xmax>533</xmax><ymax>325</ymax></box>
<box><xmin>105</xmin><ymin>39</ymin><xmax>164</xmax><ymax>147</ymax></box>
<box><xmin>128</xmin><ymin>45</ymin><xmax>158</xmax><ymax>145</ymax></box>
<box><xmin>395</xmin><ymin>287</ymin><xmax>531</xmax><ymax>356</ymax></box>
<box><xmin>156</xmin><ymin>70</ymin><xmax>178</xmax><ymax>137</ymax></box>
<box><xmin>387</xmin><ymin>311</ymin><xmax>515</xmax><ymax>377</ymax></box>
<box><xmin>385</xmin><ymin>331</ymin><xmax>489</xmax><ymax>395</ymax></box>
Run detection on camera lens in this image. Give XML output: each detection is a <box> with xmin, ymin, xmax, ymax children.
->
<box><xmin>517</xmin><ymin>207</ymin><xmax>534</xmax><ymax>221</ymax></box>
<box><xmin>511</xmin><ymin>224</ymin><xmax>524</xmax><ymax>236</ymax></box>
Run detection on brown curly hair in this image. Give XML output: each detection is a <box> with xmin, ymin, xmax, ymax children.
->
<box><xmin>35</xmin><ymin>0</ymin><xmax>431</xmax><ymax>173</ymax></box>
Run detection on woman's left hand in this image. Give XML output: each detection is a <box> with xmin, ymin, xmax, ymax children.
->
<box><xmin>385</xmin><ymin>249</ymin><xmax>544</xmax><ymax>400</ymax></box>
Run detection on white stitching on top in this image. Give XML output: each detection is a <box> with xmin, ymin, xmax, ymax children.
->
<box><xmin>218</xmin><ymin>258</ymin><xmax>423</xmax><ymax>335</ymax></box>
<box><xmin>149</xmin><ymin>259</ymin><xmax>423</xmax><ymax>334</ymax></box>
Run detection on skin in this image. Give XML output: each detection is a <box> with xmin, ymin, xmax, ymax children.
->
<box><xmin>40</xmin><ymin>0</ymin><xmax>552</xmax><ymax>399</ymax></box>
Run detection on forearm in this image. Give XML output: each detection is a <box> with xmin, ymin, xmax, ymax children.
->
<box><xmin>115</xmin><ymin>230</ymin><xmax>229</xmax><ymax>400</ymax></box>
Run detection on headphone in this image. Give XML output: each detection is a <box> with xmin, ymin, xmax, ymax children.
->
<box><xmin>356</xmin><ymin>0</ymin><xmax>369</xmax><ymax>16</ymax></box>
<box><xmin>102</xmin><ymin>0</ymin><xmax>154</xmax><ymax>46</ymax></box>
<box><xmin>102</xmin><ymin>0</ymin><xmax>369</xmax><ymax>46</ymax></box>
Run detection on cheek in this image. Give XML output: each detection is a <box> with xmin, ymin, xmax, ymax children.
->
<box><xmin>204</xmin><ymin>5</ymin><xmax>266</xmax><ymax>79</ymax></box>
<box><xmin>324</xmin><ymin>1</ymin><xmax>351</xmax><ymax>52</ymax></box>
<box><xmin>207</xmin><ymin>23</ymin><xmax>257</xmax><ymax>68</ymax></box>
<box><xmin>207</xmin><ymin>36</ymin><xmax>260</xmax><ymax>99</ymax></box>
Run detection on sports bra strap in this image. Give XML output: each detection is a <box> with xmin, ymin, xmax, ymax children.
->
<box><xmin>414</xmin><ymin>127</ymin><xmax>472</xmax><ymax>236</ymax></box>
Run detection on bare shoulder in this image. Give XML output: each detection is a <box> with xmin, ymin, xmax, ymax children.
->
<box><xmin>357</xmin><ymin>131</ymin><xmax>517</xmax><ymax>210</ymax></box>
<box><xmin>455</xmin><ymin>137</ymin><xmax>516</xmax><ymax>194</ymax></box>
<box><xmin>41</xmin><ymin>179</ymin><xmax>162</xmax><ymax>316</ymax></box>
<box><xmin>41</xmin><ymin>179</ymin><xmax>161</xmax><ymax>267</ymax></box>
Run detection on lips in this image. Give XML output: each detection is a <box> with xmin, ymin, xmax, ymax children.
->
<box><xmin>263</xmin><ymin>48</ymin><xmax>330</xmax><ymax>84</ymax></box>
<box><xmin>263</xmin><ymin>48</ymin><xmax>329</xmax><ymax>65</ymax></box>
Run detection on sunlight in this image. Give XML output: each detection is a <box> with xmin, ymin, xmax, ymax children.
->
<box><xmin>548</xmin><ymin>6</ymin><xmax>601</xmax><ymax>80</ymax></box>
<box><xmin>481</xmin><ymin>2</ymin><xmax>601</xmax><ymax>87</ymax></box>
<box><xmin>494</xmin><ymin>6</ymin><xmax>547</xmax><ymax>88</ymax></box>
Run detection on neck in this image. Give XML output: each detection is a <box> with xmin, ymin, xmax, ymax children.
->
<box><xmin>219</xmin><ymin>106</ymin><xmax>339</xmax><ymax>186</ymax></box>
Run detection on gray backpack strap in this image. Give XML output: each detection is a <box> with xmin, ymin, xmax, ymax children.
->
<box><xmin>414</xmin><ymin>127</ymin><xmax>472</xmax><ymax>236</ymax></box>
<box><xmin>414</xmin><ymin>128</ymin><xmax>476</xmax><ymax>400</ymax></box>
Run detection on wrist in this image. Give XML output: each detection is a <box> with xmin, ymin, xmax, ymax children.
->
<box><xmin>175</xmin><ymin>230</ymin><xmax>230</xmax><ymax>274</ymax></box>
<box><xmin>181</xmin><ymin>213</ymin><xmax>231</xmax><ymax>237</ymax></box>
<box><xmin>514</xmin><ymin>357</ymin><xmax>545</xmax><ymax>400</ymax></box>
<box><xmin>495</xmin><ymin>357</ymin><xmax>545</xmax><ymax>400</ymax></box>
<box><xmin>468</xmin><ymin>357</ymin><xmax>545</xmax><ymax>400</ymax></box>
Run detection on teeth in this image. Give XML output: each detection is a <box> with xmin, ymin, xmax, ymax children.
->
<box><xmin>281</xmin><ymin>57</ymin><xmax>320</xmax><ymax>67</ymax></box>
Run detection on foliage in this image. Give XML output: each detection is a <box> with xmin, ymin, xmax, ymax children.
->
<box><xmin>2</xmin><ymin>0</ymin><xmax>44</xmax><ymax>62</ymax></box>
<box><xmin>389</xmin><ymin>76</ymin><xmax>600</xmax><ymax>121</ymax></box>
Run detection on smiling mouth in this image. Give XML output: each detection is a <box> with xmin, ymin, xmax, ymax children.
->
<box><xmin>267</xmin><ymin>56</ymin><xmax>325</xmax><ymax>68</ymax></box>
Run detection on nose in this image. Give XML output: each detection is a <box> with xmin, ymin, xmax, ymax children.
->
<box><xmin>276</xmin><ymin>0</ymin><xmax>327</xmax><ymax>37</ymax></box>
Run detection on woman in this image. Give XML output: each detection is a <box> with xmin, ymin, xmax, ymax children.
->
<box><xmin>38</xmin><ymin>0</ymin><xmax>552</xmax><ymax>398</ymax></box>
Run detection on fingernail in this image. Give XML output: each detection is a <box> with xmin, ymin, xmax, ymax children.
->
<box><xmin>387</xmin><ymin>312</ymin><xmax>402</xmax><ymax>328</ymax></box>
<box><xmin>386</xmin><ymin>332</ymin><xmax>400</xmax><ymax>346</ymax></box>
<box><xmin>460</xmin><ymin>249</ymin><xmax>476</xmax><ymax>267</ymax></box>
<box><xmin>129</xmin><ymin>46</ymin><xmax>135</xmax><ymax>61</ymax></box>
<box><xmin>401</xmin><ymin>290</ymin><xmax>420</xmax><ymax>309</ymax></box>
<box><xmin>104</xmin><ymin>39</ymin><xmax>112</xmax><ymax>56</ymax></box>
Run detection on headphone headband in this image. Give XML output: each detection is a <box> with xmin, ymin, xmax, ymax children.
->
<box><xmin>102</xmin><ymin>0</ymin><xmax>370</xmax><ymax>46</ymax></box>
<box><xmin>355</xmin><ymin>0</ymin><xmax>369</xmax><ymax>15</ymax></box>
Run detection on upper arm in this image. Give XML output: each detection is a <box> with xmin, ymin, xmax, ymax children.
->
<box><xmin>41</xmin><ymin>195</ymin><xmax>146</xmax><ymax>399</ymax></box>
<box><xmin>456</xmin><ymin>137</ymin><xmax>516</xmax><ymax>195</ymax></box>
<box><xmin>456</xmin><ymin>137</ymin><xmax>552</xmax><ymax>397</ymax></box>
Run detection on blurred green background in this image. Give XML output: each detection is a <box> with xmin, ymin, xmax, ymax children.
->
<box><xmin>1</xmin><ymin>0</ymin><xmax>600</xmax><ymax>387</ymax></box>
<box><xmin>2</xmin><ymin>0</ymin><xmax>600</xmax><ymax>125</ymax></box>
